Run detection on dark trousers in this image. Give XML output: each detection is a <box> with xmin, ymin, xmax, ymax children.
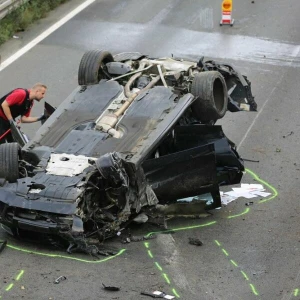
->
<box><xmin>0</xmin><ymin>118</ymin><xmax>13</xmax><ymax>144</ymax></box>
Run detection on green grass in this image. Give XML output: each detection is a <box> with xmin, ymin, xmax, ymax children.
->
<box><xmin>0</xmin><ymin>0</ymin><xmax>69</xmax><ymax>45</ymax></box>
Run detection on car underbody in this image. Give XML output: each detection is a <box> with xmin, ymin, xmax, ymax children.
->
<box><xmin>0</xmin><ymin>51</ymin><xmax>257</xmax><ymax>255</ymax></box>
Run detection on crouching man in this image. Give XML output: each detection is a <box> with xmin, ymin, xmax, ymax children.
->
<box><xmin>0</xmin><ymin>83</ymin><xmax>47</xmax><ymax>144</ymax></box>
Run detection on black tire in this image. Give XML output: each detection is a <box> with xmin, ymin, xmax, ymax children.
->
<box><xmin>0</xmin><ymin>143</ymin><xmax>20</xmax><ymax>182</ymax></box>
<box><xmin>191</xmin><ymin>71</ymin><xmax>228</xmax><ymax>123</ymax></box>
<box><xmin>78</xmin><ymin>50</ymin><xmax>114</xmax><ymax>85</ymax></box>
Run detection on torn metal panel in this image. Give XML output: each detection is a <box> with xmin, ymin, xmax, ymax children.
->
<box><xmin>142</xmin><ymin>143</ymin><xmax>217</xmax><ymax>202</ymax></box>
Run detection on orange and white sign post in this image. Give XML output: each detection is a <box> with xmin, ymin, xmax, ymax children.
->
<box><xmin>220</xmin><ymin>0</ymin><xmax>234</xmax><ymax>26</ymax></box>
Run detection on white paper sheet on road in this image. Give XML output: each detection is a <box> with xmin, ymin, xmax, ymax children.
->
<box><xmin>178</xmin><ymin>184</ymin><xmax>271</xmax><ymax>206</ymax></box>
<box><xmin>221</xmin><ymin>183</ymin><xmax>271</xmax><ymax>205</ymax></box>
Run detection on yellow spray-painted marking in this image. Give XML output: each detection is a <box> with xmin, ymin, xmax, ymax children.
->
<box><xmin>2</xmin><ymin>168</ymin><xmax>276</xmax><ymax>263</ymax></box>
<box><xmin>5</xmin><ymin>283</ymin><xmax>14</xmax><ymax>291</ymax></box>
<box><xmin>222</xmin><ymin>249</ymin><xmax>229</xmax><ymax>256</ymax></box>
<box><xmin>245</xmin><ymin>168</ymin><xmax>278</xmax><ymax>203</ymax></box>
<box><xmin>146</xmin><ymin>221</ymin><xmax>217</xmax><ymax>238</ymax></box>
<box><xmin>163</xmin><ymin>273</ymin><xmax>171</xmax><ymax>284</ymax></box>
<box><xmin>215</xmin><ymin>240</ymin><xmax>259</xmax><ymax>297</ymax></box>
<box><xmin>172</xmin><ymin>288</ymin><xmax>180</xmax><ymax>298</ymax></box>
<box><xmin>249</xmin><ymin>284</ymin><xmax>259</xmax><ymax>296</ymax></box>
<box><xmin>7</xmin><ymin>244</ymin><xmax>126</xmax><ymax>263</ymax></box>
<box><xmin>215</xmin><ymin>240</ymin><xmax>221</xmax><ymax>246</ymax></box>
<box><xmin>155</xmin><ymin>262</ymin><xmax>163</xmax><ymax>271</ymax></box>
<box><xmin>143</xmin><ymin>241</ymin><xmax>180</xmax><ymax>298</ymax></box>
<box><xmin>140</xmin><ymin>169</ymin><xmax>278</xmax><ymax>298</ymax></box>
<box><xmin>0</xmin><ymin>168</ymin><xmax>279</xmax><ymax>299</ymax></box>
<box><xmin>15</xmin><ymin>270</ymin><xmax>24</xmax><ymax>281</ymax></box>
<box><xmin>228</xmin><ymin>208</ymin><xmax>250</xmax><ymax>219</ymax></box>
<box><xmin>227</xmin><ymin>169</ymin><xmax>278</xmax><ymax>219</ymax></box>
<box><xmin>1</xmin><ymin>269</ymin><xmax>25</xmax><ymax>298</ymax></box>
<box><xmin>230</xmin><ymin>260</ymin><xmax>238</xmax><ymax>267</ymax></box>
<box><xmin>241</xmin><ymin>271</ymin><xmax>249</xmax><ymax>281</ymax></box>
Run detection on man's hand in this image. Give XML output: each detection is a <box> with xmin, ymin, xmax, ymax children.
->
<box><xmin>37</xmin><ymin>114</ymin><xmax>47</xmax><ymax>121</ymax></box>
<box><xmin>8</xmin><ymin>119</ymin><xmax>18</xmax><ymax>128</ymax></box>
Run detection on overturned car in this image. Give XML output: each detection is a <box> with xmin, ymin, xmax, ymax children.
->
<box><xmin>0</xmin><ymin>51</ymin><xmax>257</xmax><ymax>254</ymax></box>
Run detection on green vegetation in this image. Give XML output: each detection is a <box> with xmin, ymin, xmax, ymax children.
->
<box><xmin>0</xmin><ymin>0</ymin><xmax>70</xmax><ymax>45</ymax></box>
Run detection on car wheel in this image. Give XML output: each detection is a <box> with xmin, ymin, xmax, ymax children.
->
<box><xmin>78</xmin><ymin>50</ymin><xmax>114</xmax><ymax>85</ymax></box>
<box><xmin>0</xmin><ymin>143</ymin><xmax>20</xmax><ymax>182</ymax></box>
<box><xmin>191</xmin><ymin>71</ymin><xmax>228</xmax><ymax>123</ymax></box>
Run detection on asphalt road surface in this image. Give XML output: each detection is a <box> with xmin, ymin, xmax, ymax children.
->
<box><xmin>0</xmin><ymin>0</ymin><xmax>299</xmax><ymax>299</ymax></box>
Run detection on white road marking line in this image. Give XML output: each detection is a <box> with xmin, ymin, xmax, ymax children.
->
<box><xmin>237</xmin><ymin>45</ymin><xmax>300</xmax><ymax>151</ymax></box>
<box><xmin>237</xmin><ymin>83</ymin><xmax>277</xmax><ymax>151</ymax></box>
<box><xmin>0</xmin><ymin>0</ymin><xmax>96</xmax><ymax>72</ymax></box>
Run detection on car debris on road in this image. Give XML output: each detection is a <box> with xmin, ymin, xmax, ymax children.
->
<box><xmin>53</xmin><ymin>276</ymin><xmax>67</xmax><ymax>284</ymax></box>
<box><xmin>188</xmin><ymin>237</ymin><xmax>203</xmax><ymax>246</ymax></box>
<box><xmin>0</xmin><ymin>50</ymin><xmax>257</xmax><ymax>255</ymax></box>
<box><xmin>102</xmin><ymin>283</ymin><xmax>120</xmax><ymax>291</ymax></box>
<box><xmin>141</xmin><ymin>290</ymin><xmax>175</xmax><ymax>299</ymax></box>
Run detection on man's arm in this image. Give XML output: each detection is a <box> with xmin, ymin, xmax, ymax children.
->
<box><xmin>21</xmin><ymin>115</ymin><xmax>41</xmax><ymax>123</ymax></box>
<box><xmin>1</xmin><ymin>100</ymin><xmax>38</xmax><ymax>123</ymax></box>
<box><xmin>21</xmin><ymin>115</ymin><xmax>46</xmax><ymax>123</ymax></box>
<box><xmin>1</xmin><ymin>100</ymin><xmax>13</xmax><ymax>121</ymax></box>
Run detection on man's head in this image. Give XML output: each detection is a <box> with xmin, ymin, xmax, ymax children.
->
<box><xmin>30</xmin><ymin>83</ymin><xmax>47</xmax><ymax>101</ymax></box>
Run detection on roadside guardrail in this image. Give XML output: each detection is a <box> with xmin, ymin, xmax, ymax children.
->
<box><xmin>0</xmin><ymin>0</ymin><xmax>27</xmax><ymax>20</ymax></box>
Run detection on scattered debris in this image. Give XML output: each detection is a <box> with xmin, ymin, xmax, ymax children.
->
<box><xmin>133</xmin><ymin>213</ymin><xmax>149</xmax><ymax>223</ymax></box>
<box><xmin>276</xmin><ymin>148</ymin><xmax>281</xmax><ymax>152</ymax></box>
<box><xmin>102</xmin><ymin>283</ymin><xmax>120</xmax><ymax>291</ymax></box>
<box><xmin>251</xmin><ymin>0</ymin><xmax>255</xmax><ymax>3</ymax></box>
<box><xmin>41</xmin><ymin>272</ymin><xmax>52</xmax><ymax>279</ymax></box>
<box><xmin>54</xmin><ymin>276</ymin><xmax>67</xmax><ymax>284</ymax></box>
<box><xmin>245</xmin><ymin>202</ymin><xmax>254</xmax><ymax>206</ymax></box>
<box><xmin>121</xmin><ymin>237</ymin><xmax>131</xmax><ymax>244</ymax></box>
<box><xmin>141</xmin><ymin>291</ymin><xmax>164</xmax><ymax>298</ymax></box>
<box><xmin>221</xmin><ymin>183</ymin><xmax>271</xmax><ymax>205</ymax></box>
<box><xmin>131</xmin><ymin>235</ymin><xmax>156</xmax><ymax>242</ymax></box>
<box><xmin>188</xmin><ymin>237</ymin><xmax>203</xmax><ymax>246</ymax></box>
<box><xmin>242</xmin><ymin>158</ymin><xmax>260</xmax><ymax>163</ymax></box>
<box><xmin>283</xmin><ymin>131</ymin><xmax>294</xmax><ymax>138</ymax></box>
<box><xmin>141</xmin><ymin>291</ymin><xmax>175</xmax><ymax>299</ymax></box>
<box><xmin>121</xmin><ymin>234</ymin><xmax>156</xmax><ymax>244</ymax></box>
<box><xmin>13</xmin><ymin>35</ymin><xmax>19</xmax><ymax>39</ymax></box>
<box><xmin>0</xmin><ymin>240</ymin><xmax>7</xmax><ymax>253</ymax></box>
